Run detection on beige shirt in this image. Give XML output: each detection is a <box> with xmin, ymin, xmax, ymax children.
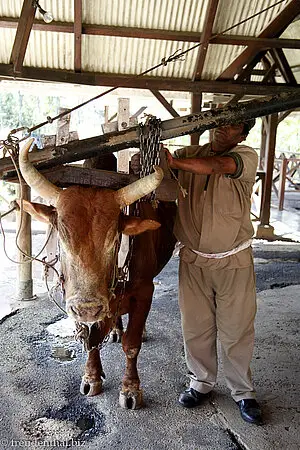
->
<box><xmin>174</xmin><ymin>143</ymin><xmax>258</xmax><ymax>269</ymax></box>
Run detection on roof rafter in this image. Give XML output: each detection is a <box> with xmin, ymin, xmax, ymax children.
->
<box><xmin>150</xmin><ymin>90</ymin><xmax>179</xmax><ymax>117</ymax></box>
<box><xmin>1</xmin><ymin>17</ymin><xmax>300</xmax><ymax>49</ymax></box>
<box><xmin>9</xmin><ymin>0</ymin><xmax>36</xmax><ymax>73</ymax></box>
<box><xmin>193</xmin><ymin>0</ymin><xmax>219</xmax><ymax>81</ymax></box>
<box><xmin>269</xmin><ymin>48</ymin><xmax>297</xmax><ymax>85</ymax></box>
<box><xmin>261</xmin><ymin>56</ymin><xmax>277</xmax><ymax>83</ymax></box>
<box><xmin>218</xmin><ymin>0</ymin><xmax>300</xmax><ymax>80</ymax></box>
<box><xmin>0</xmin><ymin>64</ymin><xmax>298</xmax><ymax>95</ymax></box>
<box><xmin>74</xmin><ymin>0</ymin><xmax>82</xmax><ymax>72</ymax></box>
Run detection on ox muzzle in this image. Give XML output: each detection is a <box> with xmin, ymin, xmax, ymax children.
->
<box><xmin>66</xmin><ymin>296</ymin><xmax>112</xmax><ymax>323</ymax></box>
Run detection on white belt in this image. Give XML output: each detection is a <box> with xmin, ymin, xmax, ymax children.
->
<box><xmin>174</xmin><ymin>239</ymin><xmax>252</xmax><ymax>259</ymax></box>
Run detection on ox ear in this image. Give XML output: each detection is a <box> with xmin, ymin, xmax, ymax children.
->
<box><xmin>15</xmin><ymin>199</ymin><xmax>56</xmax><ymax>224</ymax></box>
<box><xmin>120</xmin><ymin>216</ymin><xmax>161</xmax><ymax>236</ymax></box>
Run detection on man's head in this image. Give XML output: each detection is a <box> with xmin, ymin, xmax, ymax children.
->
<box><xmin>242</xmin><ymin>118</ymin><xmax>256</xmax><ymax>136</ymax></box>
<box><xmin>211</xmin><ymin>119</ymin><xmax>256</xmax><ymax>152</ymax></box>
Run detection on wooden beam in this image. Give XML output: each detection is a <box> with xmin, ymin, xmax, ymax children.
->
<box><xmin>2</xmin><ymin>91</ymin><xmax>300</xmax><ymax>179</ymax></box>
<box><xmin>269</xmin><ymin>48</ymin><xmax>297</xmax><ymax>85</ymax></box>
<box><xmin>37</xmin><ymin>166</ymin><xmax>178</xmax><ymax>201</ymax></box>
<box><xmin>235</xmin><ymin>52</ymin><xmax>266</xmax><ymax>82</ymax></box>
<box><xmin>0</xmin><ymin>64</ymin><xmax>299</xmax><ymax>95</ymax></box>
<box><xmin>9</xmin><ymin>0</ymin><xmax>36</xmax><ymax>73</ymax></box>
<box><xmin>74</xmin><ymin>0</ymin><xmax>82</xmax><ymax>72</ymax></box>
<box><xmin>193</xmin><ymin>0</ymin><xmax>219</xmax><ymax>81</ymax></box>
<box><xmin>261</xmin><ymin>56</ymin><xmax>276</xmax><ymax>83</ymax></box>
<box><xmin>150</xmin><ymin>90</ymin><xmax>179</xmax><ymax>117</ymax></box>
<box><xmin>218</xmin><ymin>0</ymin><xmax>300</xmax><ymax>80</ymax></box>
<box><xmin>209</xmin><ymin>35</ymin><xmax>300</xmax><ymax>50</ymax></box>
<box><xmin>2</xmin><ymin>17</ymin><xmax>300</xmax><ymax>49</ymax></box>
<box><xmin>226</xmin><ymin>94</ymin><xmax>244</xmax><ymax>105</ymax></box>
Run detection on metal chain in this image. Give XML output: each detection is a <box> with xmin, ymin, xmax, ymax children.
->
<box><xmin>139</xmin><ymin>116</ymin><xmax>162</xmax><ymax>204</ymax></box>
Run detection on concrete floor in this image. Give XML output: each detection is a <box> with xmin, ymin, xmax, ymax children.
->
<box><xmin>0</xmin><ymin>248</ymin><xmax>299</xmax><ymax>450</ymax></box>
<box><xmin>0</xmin><ymin>192</ymin><xmax>299</xmax><ymax>450</ymax></box>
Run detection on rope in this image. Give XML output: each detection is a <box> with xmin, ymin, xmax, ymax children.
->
<box><xmin>0</xmin><ymin>205</ymin><xmax>16</xmax><ymax>219</ymax></box>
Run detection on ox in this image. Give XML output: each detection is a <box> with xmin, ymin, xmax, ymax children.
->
<box><xmin>18</xmin><ymin>140</ymin><xmax>177</xmax><ymax>409</ymax></box>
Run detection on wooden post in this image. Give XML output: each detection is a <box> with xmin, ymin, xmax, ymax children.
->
<box><xmin>260</xmin><ymin>118</ymin><xmax>267</xmax><ymax>170</ymax></box>
<box><xmin>56</xmin><ymin>107</ymin><xmax>71</xmax><ymax>146</ymax></box>
<box><xmin>256</xmin><ymin>113</ymin><xmax>278</xmax><ymax>239</ymax></box>
<box><xmin>278</xmin><ymin>157</ymin><xmax>288</xmax><ymax>211</ymax></box>
<box><xmin>117</xmin><ymin>98</ymin><xmax>130</xmax><ymax>173</ymax></box>
<box><xmin>16</xmin><ymin>184</ymin><xmax>34</xmax><ymax>300</ymax></box>
<box><xmin>190</xmin><ymin>93</ymin><xmax>202</xmax><ymax>145</ymax></box>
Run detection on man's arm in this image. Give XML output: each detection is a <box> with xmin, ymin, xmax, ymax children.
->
<box><xmin>165</xmin><ymin>148</ymin><xmax>237</xmax><ymax>175</ymax></box>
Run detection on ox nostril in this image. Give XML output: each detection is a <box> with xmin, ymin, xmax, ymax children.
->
<box><xmin>71</xmin><ymin>306</ymin><xmax>78</xmax><ymax>316</ymax></box>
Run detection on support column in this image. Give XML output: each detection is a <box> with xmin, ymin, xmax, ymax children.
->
<box><xmin>190</xmin><ymin>93</ymin><xmax>202</xmax><ymax>145</ymax></box>
<box><xmin>16</xmin><ymin>184</ymin><xmax>34</xmax><ymax>300</ymax></box>
<box><xmin>256</xmin><ymin>114</ymin><xmax>278</xmax><ymax>239</ymax></box>
<box><xmin>259</xmin><ymin>118</ymin><xmax>267</xmax><ymax>170</ymax></box>
<box><xmin>117</xmin><ymin>98</ymin><xmax>130</xmax><ymax>173</ymax></box>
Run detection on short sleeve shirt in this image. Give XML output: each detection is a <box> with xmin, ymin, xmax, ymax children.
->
<box><xmin>173</xmin><ymin>143</ymin><xmax>258</xmax><ymax>268</ymax></box>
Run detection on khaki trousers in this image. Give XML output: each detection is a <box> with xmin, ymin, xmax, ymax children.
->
<box><xmin>178</xmin><ymin>258</ymin><xmax>257</xmax><ymax>402</ymax></box>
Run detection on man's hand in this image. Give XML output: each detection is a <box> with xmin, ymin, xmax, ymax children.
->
<box><xmin>164</xmin><ymin>148</ymin><xmax>176</xmax><ymax>168</ymax></box>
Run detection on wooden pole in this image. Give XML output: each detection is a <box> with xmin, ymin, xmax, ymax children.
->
<box><xmin>190</xmin><ymin>93</ymin><xmax>202</xmax><ymax>145</ymax></box>
<box><xmin>1</xmin><ymin>91</ymin><xmax>300</xmax><ymax>179</ymax></box>
<box><xmin>278</xmin><ymin>157</ymin><xmax>288</xmax><ymax>211</ymax></box>
<box><xmin>256</xmin><ymin>113</ymin><xmax>278</xmax><ymax>238</ymax></box>
<box><xmin>260</xmin><ymin>118</ymin><xmax>267</xmax><ymax>170</ymax></box>
<box><xmin>117</xmin><ymin>98</ymin><xmax>130</xmax><ymax>173</ymax></box>
<box><xmin>16</xmin><ymin>183</ymin><xmax>34</xmax><ymax>300</ymax></box>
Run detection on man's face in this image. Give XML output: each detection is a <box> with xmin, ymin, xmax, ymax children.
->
<box><xmin>212</xmin><ymin>123</ymin><xmax>246</xmax><ymax>150</ymax></box>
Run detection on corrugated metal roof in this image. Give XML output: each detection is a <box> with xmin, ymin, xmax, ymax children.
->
<box><xmin>203</xmin><ymin>0</ymin><xmax>292</xmax><ymax>79</ymax></box>
<box><xmin>0</xmin><ymin>0</ymin><xmax>298</xmax><ymax>84</ymax></box>
<box><xmin>83</xmin><ymin>0</ymin><xmax>209</xmax><ymax>31</ymax></box>
<box><xmin>0</xmin><ymin>29</ymin><xmax>15</xmax><ymax>64</ymax></box>
<box><xmin>214</xmin><ymin>0</ymin><xmax>290</xmax><ymax>36</ymax></box>
<box><xmin>282</xmin><ymin>19</ymin><xmax>300</xmax><ymax>83</ymax></box>
<box><xmin>82</xmin><ymin>35</ymin><xmax>197</xmax><ymax>78</ymax></box>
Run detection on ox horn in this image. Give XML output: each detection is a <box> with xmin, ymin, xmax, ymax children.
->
<box><xmin>19</xmin><ymin>138</ymin><xmax>62</xmax><ymax>206</ymax></box>
<box><xmin>115</xmin><ymin>165</ymin><xmax>164</xmax><ymax>207</ymax></box>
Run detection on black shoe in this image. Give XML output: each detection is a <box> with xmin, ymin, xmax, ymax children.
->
<box><xmin>178</xmin><ymin>387</ymin><xmax>206</xmax><ymax>408</ymax></box>
<box><xmin>237</xmin><ymin>399</ymin><xmax>262</xmax><ymax>425</ymax></box>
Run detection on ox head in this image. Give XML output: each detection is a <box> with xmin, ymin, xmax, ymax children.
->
<box><xmin>18</xmin><ymin>139</ymin><xmax>163</xmax><ymax>323</ymax></box>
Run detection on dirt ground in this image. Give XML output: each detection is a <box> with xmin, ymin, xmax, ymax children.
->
<box><xmin>0</xmin><ymin>227</ymin><xmax>299</xmax><ymax>450</ymax></box>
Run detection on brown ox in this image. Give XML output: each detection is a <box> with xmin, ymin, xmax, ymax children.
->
<box><xmin>18</xmin><ymin>140</ymin><xmax>177</xmax><ymax>409</ymax></box>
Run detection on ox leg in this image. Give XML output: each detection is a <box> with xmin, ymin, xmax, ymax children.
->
<box><xmin>80</xmin><ymin>322</ymin><xmax>109</xmax><ymax>397</ymax></box>
<box><xmin>119</xmin><ymin>287</ymin><xmax>153</xmax><ymax>409</ymax></box>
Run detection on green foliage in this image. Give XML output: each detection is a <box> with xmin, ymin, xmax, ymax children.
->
<box><xmin>0</xmin><ymin>90</ymin><xmax>105</xmax><ymax>140</ymax></box>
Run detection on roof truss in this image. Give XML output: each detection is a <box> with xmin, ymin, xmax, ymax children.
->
<box><xmin>218</xmin><ymin>0</ymin><xmax>300</xmax><ymax>80</ymax></box>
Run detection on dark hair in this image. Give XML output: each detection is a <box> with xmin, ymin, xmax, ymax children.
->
<box><xmin>242</xmin><ymin>118</ymin><xmax>256</xmax><ymax>136</ymax></box>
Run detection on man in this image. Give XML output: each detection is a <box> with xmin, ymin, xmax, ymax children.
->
<box><xmin>165</xmin><ymin>119</ymin><xmax>262</xmax><ymax>425</ymax></box>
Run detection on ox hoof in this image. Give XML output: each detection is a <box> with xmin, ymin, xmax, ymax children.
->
<box><xmin>108</xmin><ymin>329</ymin><xmax>123</xmax><ymax>343</ymax></box>
<box><xmin>80</xmin><ymin>378</ymin><xmax>103</xmax><ymax>397</ymax></box>
<box><xmin>119</xmin><ymin>390</ymin><xmax>143</xmax><ymax>410</ymax></box>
